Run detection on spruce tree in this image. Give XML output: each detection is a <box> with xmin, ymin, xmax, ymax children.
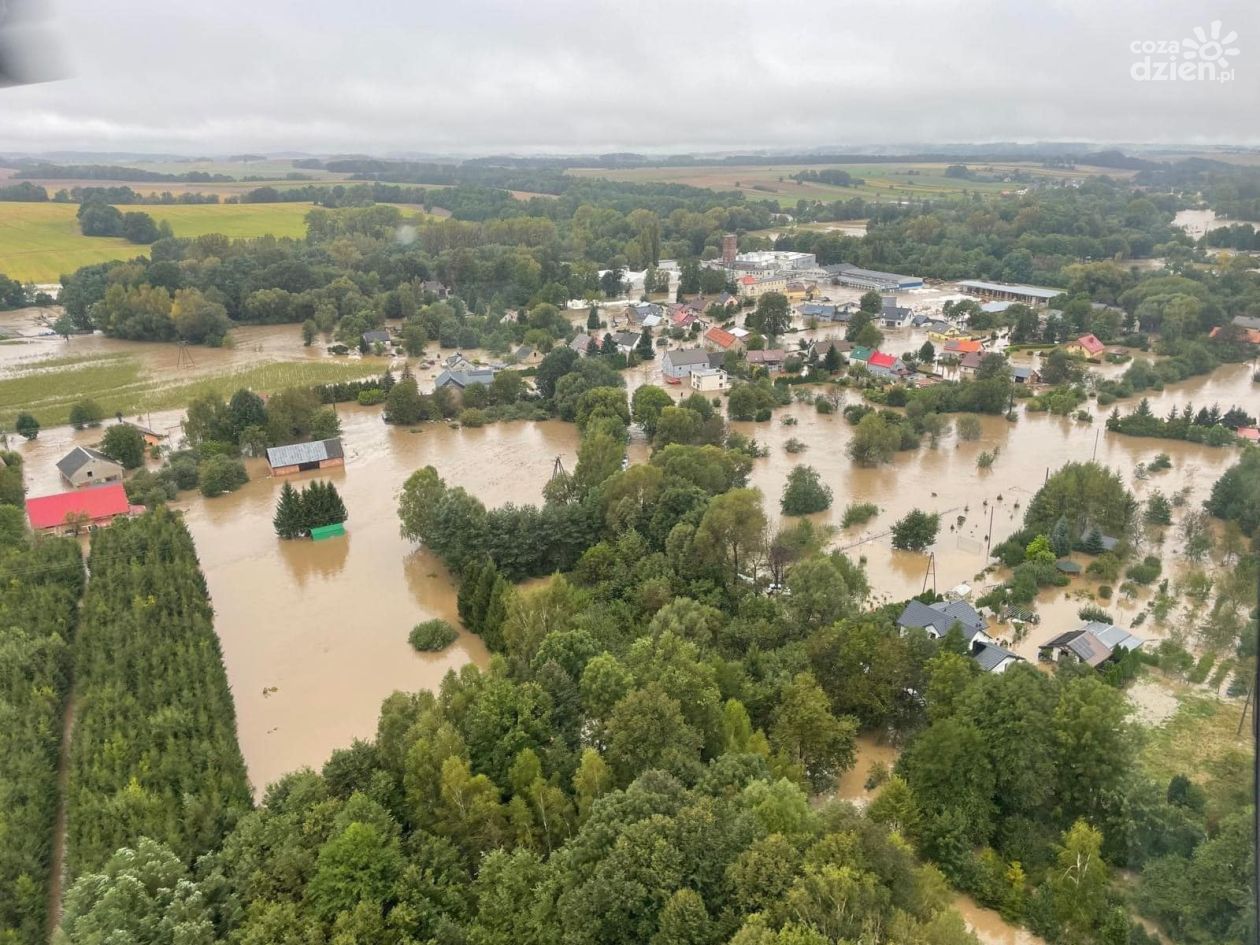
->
<box><xmin>635</xmin><ymin>328</ymin><xmax>655</xmax><ymax>361</ymax></box>
<box><xmin>586</xmin><ymin>306</ymin><xmax>599</xmax><ymax>330</ymax></box>
<box><xmin>273</xmin><ymin>481</ymin><xmax>304</xmax><ymax>539</ymax></box>
<box><xmin>457</xmin><ymin>558</ymin><xmax>487</xmax><ymax>628</ymax></box>
<box><xmin>323</xmin><ymin>482</ymin><xmax>348</xmax><ymax>524</ymax></box>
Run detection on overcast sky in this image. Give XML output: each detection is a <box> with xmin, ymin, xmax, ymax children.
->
<box><xmin>0</xmin><ymin>0</ymin><xmax>1257</xmax><ymax>155</ymax></box>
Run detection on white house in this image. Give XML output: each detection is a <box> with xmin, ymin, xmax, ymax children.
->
<box><xmin>691</xmin><ymin>368</ymin><xmax>730</xmax><ymax>392</ymax></box>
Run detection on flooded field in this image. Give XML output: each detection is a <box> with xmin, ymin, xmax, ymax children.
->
<box><xmin>1173</xmin><ymin>207</ymin><xmax>1231</xmax><ymax>238</ymax></box>
<box><xmin>17</xmin><ymin>408</ymin><xmax>582</xmax><ymax>794</ymax></box>
<box><xmin>833</xmin><ymin>734</ymin><xmax>900</xmax><ymax>808</ymax></box>
<box><xmin>9</xmin><ymin>311</ymin><xmax>1255</xmax><ymax>792</ymax></box>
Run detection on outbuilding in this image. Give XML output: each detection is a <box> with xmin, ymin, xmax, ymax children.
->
<box><xmin>266</xmin><ymin>438</ymin><xmax>345</xmax><ymax>476</ymax></box>
<box><xmin>56</xmin><ymin>446</ymin><xmax>124</xmax><ymax>488</ymax></box>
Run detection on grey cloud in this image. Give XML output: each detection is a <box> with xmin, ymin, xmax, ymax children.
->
<box><xmin>0</xmin><ymin>0</ymin><xmax>1256</xmax><ymax>153</ymax></box>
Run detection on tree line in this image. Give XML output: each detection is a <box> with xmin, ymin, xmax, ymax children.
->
<box><xmin>66</xmin><ymin>510</ymin><xmax>251</xmax><ymax>878</ymax></box>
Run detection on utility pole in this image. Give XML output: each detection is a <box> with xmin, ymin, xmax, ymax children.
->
<box><xmin>985</xmin><ymin>504</ymin><xmax>996</xmax><ymax>559</ymax></box>
<box><xmin>1091</xmin><ymin>427</ymin><xmax>1100</xmax><ymax>462</ymax></box>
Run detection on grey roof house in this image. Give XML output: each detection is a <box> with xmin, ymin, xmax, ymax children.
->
<box><xmin>896</xmin><ymin>599</ymin><xmax>991</xmax><ymax>644</ymax></box>
<box><xmin>362</xmin><ymin>330</ymin><xmax>391</xmax><ymax>347</ymax></box>
<box><xmin>435</xmin><ymin>367</ymin><xmax>497</xmax><ymax>391</ymax></box>
<box><xmin>57</xmin><ymin>446</ymin><xmax>124</xmax><ymax>488</ymax></box>
<box><xmin>1038</xmin><ymin>621</ymin><xmax>1144</xmax><ymax>668</ymax></box>
<box><xmin>662</xmin><ymin>347</ymin><xmax>713</xmax><ymax>379</ymax></box>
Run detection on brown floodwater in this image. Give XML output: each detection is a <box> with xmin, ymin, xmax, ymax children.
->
<box><xmin>953</xmin><ymin>895</ymin><xmax>1048</xmax><ymax>945</ymax></box>
<box><xmin>16</xmin><ymin>407</ymin><xmax>585</xmax><ymax>795</ymax></box>
<box><xmin>833</xmin><ymin>734</ymin><xmax>900</xmax><ymax>808</ymax></box>
<box><xmin>10</xmin><ymin>310</ymin><xmax>1255</xmax><ymax>793</ymax></box>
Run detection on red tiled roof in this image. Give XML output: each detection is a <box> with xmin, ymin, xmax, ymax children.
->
<box><xmin>1075</xmin><ymin>333</ymin><xmax>1105</xmax><ymax>355</ymax></box>
<box><xmin>746</xmin><ymin>348</ymin><xmax>787</xmax><ymax>363</ymax></box>
<box><xmin>705</xmin><ymin>327</ymin><xmax>736</xmax><ymax>348</ymax></box>
<box><xmin>26</xmin><ymin>483</ymin><xmax>129</xmax><ymax>530</ymax></box>
<box><xmin>1238</xmin><ymin>427</ymin><xmax>1260</xmax><ymax>442</ymax></box>
<box><xmin>739</xmin><ymin>275</ymin><xmax>756</xmax><ymax>285</ymax></box>
<box><xmin>868</xmin><ymin>351</ymin><xmax>896</xmax><ymax>369</ymax></box>
<box><xmin>944</xmin><ymin>338</ymin><xmax>983</xmax><ymax>354</ymax></box>
<box><xmin>1211</xmin><ymin>325</ymin><xmax>1260</xmax><ymax>344</ymax></box>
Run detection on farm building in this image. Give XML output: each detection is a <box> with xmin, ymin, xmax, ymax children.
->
<box><xmin>124</xmin><ymin>421</ymin><xmax>167</xmax><ymax>446</ymax></box>
<box><xmin>266</xmin><ymin>438</ymin><xmax>345</xmax><ymax>476</ymax></box>
<box><xmin>826</xmin><ymin>264</ymin><xmax>923</xmax><ymax>291</ymax></box>
<box><xmin>957</xmin><ymin>280</ymin><xmax>1062</xmax><ymax>305</ymax></box>
<box><xmin>26</xmin><ymin>483</ymin><xmax>133</xmax><ymax>534</ymax></box>
<box><xmin>56</xmin><ymin>446</ymin><xmax>124</xmax><ymax>488</ymax></box>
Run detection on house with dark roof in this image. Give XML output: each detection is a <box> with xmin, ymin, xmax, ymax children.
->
<box><xmin>266</xmin><ymin>438</ymin><xmax>345</xmax><ymax>476</ymax></box>
<box><xmin>972</xmin><ymin>642</ymin><xmax>1024</xmax><ymax>674</ymax></box>
<box><xmin>1010</xmin><ymin>365</ymin><xmax>1041</xmax><ymax>385</ymax></box>
<box><xmin>362</xmin><ymin>330</ymin><xmax>392</xmax><ymax>348</ymax></box>
<box><xmin>612</xmin><ymin>331</ymin><xmax>641</xmax><ymax>353</ymax></box>
<box><xmin>569</xmin><ymin>333</ymin><xmax>595</xmax><ymax>356</ymax></box>
<box><xmin>896</xmin><ymin>599</ymin><xmax>991</xmax><ymax>645</ymax></box>
<box><xmin>879</xmin><ymin>296</ymin><xmax>913</xmax><ymax>329</ymax></box>
<box><xmin>56</xmin><ymin>446</ymin><xmax>124</xmax><ymax>488</ymax></box>
<box><xmin>435</xmin><ymin>367</ymin><xmax>497</xmax><ymax>394</ymax></box>
<box><xmin>662</xmin><ymin>347</ymin><xmax>713</xmax><ymax>381</ymax></box>
<box><xmin>1038</xmin><ymin>621</ymin><xmax>1144</xmax><ymax>668</ymax></box>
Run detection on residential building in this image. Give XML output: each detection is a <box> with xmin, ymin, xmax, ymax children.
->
<box><xmin>896</xmin><ymin>599</ymin><xmax>992</xmax><ymax>645</ymax></box>
<box><xmin>362</xmin><ymin>329</ymin><xmax>391</xmax><ymax>347</ymax></box>
<box><xmin>972</xmin><ymin>642</ymin><xmax>1024</xmax><ymax>674</ymax></box>
<box><xmin>612</xmin><ymin>331</ymin><xmax>641</xmax><ymax>354</ymax></box>
<box><xmin>943</xmin><ymin>338</ymin><xmax>984</xmax><ymax>357</ymax></box>
<box><xmin>435</xmin><ymin>366</ymin><xmax>497</xmax><ymax>394</ymax></box>
<box><xmin>266</xmin><ymin>438</ymin><xmax>346</xmax><ymax>476</ymax></box>
<box><xmin>879</xmin><ymin>296</ymin><xmax>913</xmax><ymax>328</ymax></box>
<box><xmin>27</xmin><ymin>482</ymin><xmax>133</xmax><ymax>533</ymax></box>
<box><xmin>866</xmin><ymin>350</ymin><xmax>908</xmax><ymax>379</ymax></box>
<box><xmin>690</xmin><ymin>367</ymin><xmax>730</xmax><ymax>392</ymax></box>
<box><xmin>1010</xmin><ymin>365</ymin><xmax>1041</xmax><ymax>384</ymax></box>
<box><xmin>807</xmin><ymin>338</ymin><xmax>851</xmax><ymax>361</ymax></box>
<box><xmin>957</xmin><ymin>280</ymin><xmax>1062</xmax><ymax>306</ymax></box>
<box><xmin>1065</xmin><ymin>333</ymin><xmax>1105</xmax><ymax>357</ymax></box>
<box><xmin>56</xmin><ymin>446</ymin><xmax>124</xmax><ymax>488</ymax></box>
<box><xmin>826</xmin><ymin>263</ymin><xmax>923</xmax><ymax>291</ymax></box>
<box><xmin>1038</xmin><ymin>621</ymin><xmax>1145</xmax><ymax>667</ymax></box>
<box><xmin>569</xmin><ymin>333</ymin><xmax>595</xmax><ymax>356</ymax></box>
<box><xmin>746</xmin><ymin>348</ymin><xmax>787</xmax><ymax>372</ymax></box>
<box><xmin>661</xmin><ymin>348</ymin><xmax>713</xmax><ymax>381</ymax></box>
<box><xmin>926</xmin><ymin>322</ymin><xmax>966</xmax><ymax>342</ymax></box>
<box><xmin>736</xmin><ymin>274</ymin><xmax>787</xmax><ymax>299</ymax></box>
<box><xmin>704</xmin><ymin>326</ymin><xmax>742</xmax><ymax>351</ymax></box>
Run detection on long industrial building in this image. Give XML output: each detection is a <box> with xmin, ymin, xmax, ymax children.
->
<box><xmin>957</xmin><ymin>280</ymin><xmax>1063</xmax><ymax>305</ymax></box>
<box><xmin>825</xmin><ymin>263</ymin><xmax>923</xmax><ymax>291</ymax></box>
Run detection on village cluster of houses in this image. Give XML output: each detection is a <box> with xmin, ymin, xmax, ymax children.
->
<box><xmin>894</xmin><ymin>594</ymin><xmax>1146</xmax><ymax>676</ymax></box>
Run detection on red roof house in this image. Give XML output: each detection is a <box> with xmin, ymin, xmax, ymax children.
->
<box><xmin>868</xmin><ymin>351</ymin><xmax>897</xmax><ymax>370</ymax></box>
<box><xmin>1070</xmin><ymin>333</ymin><xmax>1105</xmax><ymax>357</ymax></box>
<box><xmin>704</xmin><ymin>326</ymin><xmax>738</xmax><ymax>350</ymax></box>
<box><xmin>1237</xmin><ymin>427</ymin><xmax>1260</xmax><ymax>443</ymax></box>
<box><xmin>943</xmin><ymin>338</ymin><xmax>984</xmax><ymax>355</ymax></box>
<box><xmin>26</xmin><ymin>483</ymin><xmax>131</xmax><ymax>533</ymax></box>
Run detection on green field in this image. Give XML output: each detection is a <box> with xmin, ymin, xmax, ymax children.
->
<box><xmin>567</xmin><ymin>161</ymin><xmax>1130</xmax><ymax>207</ymax></box>
<box><xmin>0</xmin><ymin>202</ymin><xmax>316</xmax><ymax>282</ymax></box>
<box><xmin>0</xmin><ymin>351</ymin><xmax>389</xmax><ymax>428</ymax></box>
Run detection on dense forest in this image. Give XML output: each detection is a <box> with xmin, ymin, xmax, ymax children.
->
<box><xmin>66</xmin><ymin>510</ymin><xmax>251</xmax><ymax>878</ymax></box>
<box><xmin>0</xmin><ymin>452</ymin><xmax>83</xmax><ymax>945</ymax></box>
